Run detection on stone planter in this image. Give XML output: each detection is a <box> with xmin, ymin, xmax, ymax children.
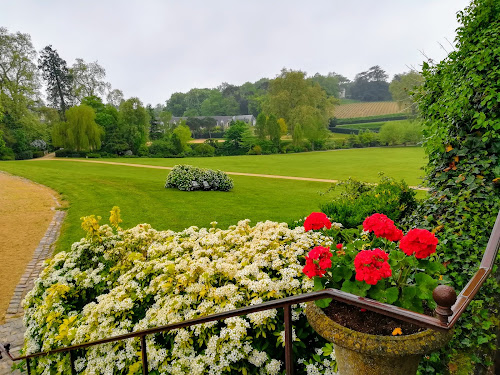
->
<box><xmin>306</xmin><ymin>302</ymin><xmax>453</xmax><ymax>375</ymax></box>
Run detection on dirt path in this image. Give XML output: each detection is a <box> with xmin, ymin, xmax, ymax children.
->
<box><xmin>34</xmin><ymin>157</ymin><xmax>428</xmax><ymax>190</ymax></box>
<box><xmin>0</xmin><ymin>173</ymin><xmax>58</xmax><ymax>323</ymax></box>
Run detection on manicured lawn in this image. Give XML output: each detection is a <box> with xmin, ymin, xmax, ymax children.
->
<box><xmin>0</xmin><ymin>147</ymin><xmax>426</xmax><ymax>252</ymax></box>
<box><xmin>97</xmin><ymin>147</ymin><xmax>426</xmax><ymax>186</ymax></box>
<box><xmin>0</xmin><ymin>161</ymin><xmax>330</xmax><ymax>252</ymax></box>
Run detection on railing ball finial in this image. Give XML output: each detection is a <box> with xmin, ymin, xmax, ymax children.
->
<box><xmin>433</xmin><ymin>285</ymin><xmax>457</xmax><ymax>324</ymax></box>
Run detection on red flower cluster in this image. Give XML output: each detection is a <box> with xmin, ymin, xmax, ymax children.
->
<box><xmin>304</xmin><ymin>212</ymin><xmax>332</xmax><ymax>232</ymax></box>
<box><xmin>399</xmin><ymin>229</ymin><xmax>438</xmax><ymax>259</ymax></box>
<box><xmin>354</xmin><ymin>248</ymin><xmax>392</xmax><ymax>285</ymax></box>
<box><xmin>362</xmin><ymin>213</ymin><xmax>403</xmax><ymax>242</ymax></box>
<box><xmin>303</xmin><ymin>246</ymin><xmax>332</xmax><ymax>278</ymax></box>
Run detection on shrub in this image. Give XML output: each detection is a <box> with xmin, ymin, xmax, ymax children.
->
<box><xmin>320</xmin><ymin>175</ymin><xmax>417</xmax><ymax>228</ymax></box>
<box><xmin>165</xmin><ymin>164</ymin><xmax>234</xmax><ymax>191</ymax></box>
<box><xmin>378</xmin><ymin>120</ymin><xmax>422</xmax><ymax>146</ymax></box>
<box><xmin>23</xmin><ymin>216</ymin><xmax>337</xmax><ymax>374</ymax></box>
<box><xmin>149</xmin><ymin>139</ymin><xmax>176</xmax><ymax>157</ymax></box>
<box><xmin>32</xmin><ymin>151</ymin><xmax>45</xmax><ymax>159</ymax></box>
<box><xmin>55</xmin><ymin>150</ymin><xmax>88</xmax><ymax>158</ymax></box>
<box><xmin>0</xmin><ymin>147</ymin><xmax>15</xmax><ymax>160</ymax></box>
<box><xmin>15</xmin><ymin>150</ymin><xmax>33</xmax><ymax>160</ymax></box>
<box><xmin>193</xmin><ymin>143</ymin><xmax>215</xmax><ymax>156</ymax></box>
<box><xmin>247</xmin><ymin>145</ymin><xmax>262</xmax><ymax>155</ymax></box>
<box><xmin>86</xmin><ymin>153</ymin><xmax>101</xmax><ymax>159</ymax></box>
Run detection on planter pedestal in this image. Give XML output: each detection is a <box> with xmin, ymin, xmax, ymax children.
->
<box><xmin>306</xmin><ymin>302</ymin><xmax>453</xmax><ymax>375</ymax></box>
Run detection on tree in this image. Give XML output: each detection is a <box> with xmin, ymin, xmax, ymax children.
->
<box><xmin>410</xmin><ymin>0</ymin><xmax>500</xmax><ymax>372</ymax></box>
<box><xmin>350</xmin><ymin>66</ymin><xmax>391</xmax><ymax>102</ymax></box>
<box><xmin>266</xmin><ymin>114</ymin><xmax>281</xmax><ymax>151</ymax></box>
<box><xmin>165</xmin><ymin>92</ymin><xmax>187</xmax><ymax>116</ymax></box>
<box><xmin>200</xmin><ymin>90</ymin><xmax>239</xmax><ymax>116</ymax></box>
<box><xmin>70</xmin><ymin>58</ymin><xmax>110</xmax><ymax>102</ymax></box>
<box><xmin>172</xmin><ymin>123</ymin><xmax>192</xmax><ymax>152</ymax></box>
<box><xmin>309</xmin><ymin>73</ymin><xmax>340</xmax><ymax>97</ymax></box>
<box><xmin>264</xmin><ymin>69</ymin><xmax>335</xmax><ymax>144</ymax></box>
<box><xmin>52</xmin><ymin>104</ymin><xmax>103</xmax><ymax>151</ymax></box>
<box><xmin>224</xmin><ymin>121</ymin><xmax>251</xmax><ymax>152</ymax></box>
<box><xmin>118</xmin><ymin>97</ymin><xmax>149</xmax><ymax>153</ymax></box>
<box><xmin>255</xmin><ymin>113</ymin><xmax>267</xmax><ymax>140</ymax></box>
<box><xmin>0</xmin><ymin>27</ymin><xmax>42</xmax><ymax>156</ymax></box>
<box><xmin>106</xmin><ymin>89</ymin><xmax>124</xmax><ymax>108</ymax></box>
<box><xmin>81</xmin><ymin>95</ymin><xmax>120</xmax><ymax>151</ymax></box>
<box><xmin>389</xmin><ymin>71</ymin><xmax>424</xmax><ymax>114</ymax></box>
<box><xmin>38</xmin><ymin>45</ymin><xmax>73</xmax><ymax>117</ymax></box>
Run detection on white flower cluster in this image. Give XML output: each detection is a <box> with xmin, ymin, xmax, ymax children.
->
<box><xmin>23</xmin><ymin>219</ymin><xmax>336</xmax><ymax>374</ymax></box>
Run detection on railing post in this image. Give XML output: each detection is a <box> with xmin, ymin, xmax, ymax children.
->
<box><xmin>284</xmin><ymin>304</ymin><xmax>294</xmax><ymax>375</ymax></box>
<box><xmin>140</xmin><ymin>335</ymin><xmax>148</xmax><ymax>375</ymax></box>
<box><xmin>26</xmin><ymin>357</ymin><xmax>31</xmax><ymax>375</ymax></box>
<box><xmin>69</xmin><ymin>350</ymin><xmax>77</xmax><ymax>375</ymax></box>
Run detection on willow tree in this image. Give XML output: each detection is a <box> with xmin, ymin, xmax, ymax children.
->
<box><xmin>263</xmin><ymin>69</ymin><xmax>335</xmax><ymax>144</ymax></box>
<box><xmin>53</xmin><ymin>104</ymin><xmax>103</xmax><ymax>151</ymax></box>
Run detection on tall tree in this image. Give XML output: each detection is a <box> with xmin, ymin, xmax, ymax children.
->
<box><xmin>264</xmin><ymin>69</ymin><xmax>334</xmax><ymax>144</ymax></box>
<box><xmin>350</xmin><ymin>66</ymin><xmax>391</xmax><ymax>102</ymax></box>
<box><xmin>38</xmin><ymin>45</ymin><xmax>73</xmax><ymax>118</ymax></box>
<box><xmin>70</xmin><ymin>58</ymin><xmax>110</xmax><ymax>102</ymax></box>
<box><xmin>118</xmin><ymin>97</ymin><xmax>149</xmax><ymax>153</ymax></box>
<box><xmin>389</xmin><ymin>71</ymin><xmax>424</xmax><ymax>114</ymax></box>
<box><xmin>106</xmin><ymin>88</ymin><xmax>124</xmax><ymax>108</ymax></box>
<box><xmin>52</xmin><ymin>104</ymin><xmax>103</xmax><ymax>151</ymax></box>
<box><xmin>0</xmin><ymin>27</ymin><xmax>42</xmax><ymax>155</ymax></box>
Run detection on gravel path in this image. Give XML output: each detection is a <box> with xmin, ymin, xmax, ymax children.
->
<box><xmin>0</xmin><ymin>174</ymin><xmax>65</xmax><ymax>375</ymax></box>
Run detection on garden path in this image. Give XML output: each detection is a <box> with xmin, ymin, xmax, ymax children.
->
<box><xmin>0</xmin><ymin>173</ymin><xmax>65</xmax><ymax>375</ymax></box>
<box><xmin>33</xmin><ymin>157</ymin><xmax>429</xmax><ymax>190</ymax></box>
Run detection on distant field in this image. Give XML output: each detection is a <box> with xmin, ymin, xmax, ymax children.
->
<box><xmin>334</xmin><ymin>102</ymin><xmax>402</xmax><ymax>118</ymax></box>
<box><xmin>0</xmin><ymin>147</ymin><xmax>426</xmax><ymax>252</ymax></box>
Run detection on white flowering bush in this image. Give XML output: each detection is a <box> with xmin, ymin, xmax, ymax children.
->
<box><xmin>165</xmin><ymin>164</ymin><xmax>234</xmax><ymax>191</ymax></box>
<box><xmin>22</xmin><ymin>212</ymin><xmax>338</xmax><ymax>374</ymax></box>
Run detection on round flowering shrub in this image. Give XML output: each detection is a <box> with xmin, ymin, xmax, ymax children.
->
<box><xmin>23</xmin><ymin>214</ymin><xmax>337</xmax><ymax>374</ymax></box>
<box><xmin>165</xmin><ymin>164</ymin><xmax>234</xmax><ymax>191</ymax></box>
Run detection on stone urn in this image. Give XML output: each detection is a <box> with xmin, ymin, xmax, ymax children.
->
<box><xmin>306</xmin><ymin>302</ymin><xmax>453</xmax><ymax>375</ymax></box>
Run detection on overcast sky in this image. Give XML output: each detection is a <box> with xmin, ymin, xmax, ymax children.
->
<box><xmin>1</xmin><ymin>0</ymin><xmax>470</xmax><ymax>106</ymax></box>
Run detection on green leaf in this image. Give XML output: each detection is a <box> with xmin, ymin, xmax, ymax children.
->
<box><xmin>341</xmin><ymin>280</ymin><xmax>371</xmax><ymax>297</ymax></box>
<box><xmin>331</xmin><ymin>265</ymin><xmax>352</xmax><ymax>282</ymax></box>
<box><xmin>315</xmin><ymin>298</ymin><xmax>332</xmax><ymax>308</ymax></box>
<box><xmin>313</xmin><ymin>276</ymin><xmax>326</xmax><ymax>291</ymax></box>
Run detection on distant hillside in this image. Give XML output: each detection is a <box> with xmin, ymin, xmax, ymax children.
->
<box><xmin>334</xmin><ymin>101</ymin><xmax>404</xmax><ymax>119</ymax></box>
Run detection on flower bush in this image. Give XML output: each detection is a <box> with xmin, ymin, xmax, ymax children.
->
<box><xmin>22</xmin><ymin>211</ymin><xmax>338</xmax><ymax>374</ymax></box>
<box><xmin>303</xmin><ymin>212</ymin><xmax>444</xmax><ymax>313</ymax></box>
<box><xmin>165</xmin><ymin>164</ymin><xmax>234</xmax><ymax>191</ymax></box>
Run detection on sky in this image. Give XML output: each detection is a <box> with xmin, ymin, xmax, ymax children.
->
<box><xmin>1</xmin><ymin>0</ymin><xmax>471</xmax><ymax>106</ymax></box>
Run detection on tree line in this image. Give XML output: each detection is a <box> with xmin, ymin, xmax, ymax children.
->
<box><xmin>0</xmin><ymin>26</ymin><xmax>422</xmax><ymax>160</ymax></box>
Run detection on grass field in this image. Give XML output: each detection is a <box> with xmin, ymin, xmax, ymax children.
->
<box><xmin>96</xmin><ymin>147</ymin><xmax>426</xmax><ymax>185</ymax></box>
<box><xmin>334</xmin><ymin>102</ymin><xmax>402</xmax><ymax>118</ymax></box>
<box><xmin>0</xmin><ymin>147</ymin><xmax>426</xmax><ymax>252</ymax></box>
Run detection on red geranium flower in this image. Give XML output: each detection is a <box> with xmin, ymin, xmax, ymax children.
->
<box><xmin>362</xmin><ymin>213</ymin><xmax>403</xmax><ymax>242</ymax></box>
<box><xmin>302</xmin><ymin>246</ymin><xmax>332</xmax><ymax>278</ymax></box>
<box><xmin>354</xmin><ymin>248</ymin><xmax>392</xmax><ymax>285</ymax></box>
<box><xmin>399</xmin><ymin>229</ymin><xmax>438</xmax><ymax>259</ymax></box>
<box><xmin>304</xmin><ymin>212</ymin><xmax>332</xmax><ymax>232</ymax></box>
<box><xmin>336</xmin><ymin>243</ymin><xmax>343</xmax><ymax>250</ymax></box>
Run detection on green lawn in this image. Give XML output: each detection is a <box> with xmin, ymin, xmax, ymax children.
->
<box><xmin>0</xmin><ymin>147</ymin><xmax>426</xmax><ymax>252</ymax></box>
<box><xmin>97</xmin><ymin>147</ymin><xmax>426</xmax><ymax>186</ymax></box>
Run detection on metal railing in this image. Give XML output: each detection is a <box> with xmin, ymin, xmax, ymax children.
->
<box><xmin>1</xmin><ymin>210</ymin><xmax>499</xmax><ymax>375</ymax></box>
